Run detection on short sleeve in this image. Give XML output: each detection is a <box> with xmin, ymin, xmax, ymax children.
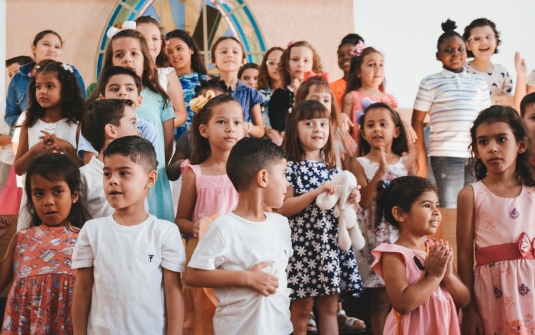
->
<box><xmin>280</xmin><ymin>215</ymin><xmax>293</xmax><ymax>257</ymax></box>
<box><xmin>527</xmin><ymin>71</ymin><xmax>535</xmax><ymax>87</ymax></box>
<box><xmin>500</xmin><ymin>65</ymin><xmax>513</xmax><ymax>94</ymax></box>
<box><xmin>388</xmin><ymin>93</ymin><xmax>398</xmax><ymax>109</ymax></box>
<box><xmin>188</xmin><ymin>222</ymin><xmax>227</xmax><ymax>270</ymax></box>
<box><xmin>160</xmin><ymin>99</ymin><xmax>175</xmax><ymax>122</ymax></box>
<box><xmin>478</xmin><ymin>79</ymin><xmax>492</xmax><ymax>111</ymax></box>
<box><xmin>161</xmin><ymin>223</ymin><xmax>186</xmax><ymax>272</ymax></box>
<box><xmin>72</xmin><ymin>224</ymin><xmax>94</xmax><ymax>269</ymax></box>
<box><xmin>413</xmin><ymin>78</ymin><xmax>432</xmax><ymax>112</ymax></box>
<box><xmin>137</xmin><ymin>119</ymin><xmax>159</xmax><ymax>149</ymax></box>
<box><xmin>77</xmin><ymin>134</ymin><xmax>98</xmax><ymax>160</ymax></box>
<box><xmin>11</xmin><ymin>111</ymin><xmax>26</xmax><ymax>143</ymax></box>
<box><xmin>286</xmin><ymin>161</ymin><xmax>297</xmax><ymax>188</ymax></box>
<box><xmin>251</xmin><ymin>88</ymin><xmax>264</xmax><ymax>108</ymax></box>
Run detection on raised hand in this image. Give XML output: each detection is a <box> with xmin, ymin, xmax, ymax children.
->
<box><xmin>515</xmin><ymin>51</ymin><xmax>527</xmax><ymax>78</ymax></box>
<box><xmin>0</xmin><ymin>216</ymin><xmax>12</xmax><ymax>239</ymax></box>
<box><xmin>425</xmin><ymin>241</ymin><xmax>449</xmax><ymax>281</ymax></box>
<box><xmin>246</xmin><ymin>262</ymin><xmax>279</xmax><ymax>296</ymax></box>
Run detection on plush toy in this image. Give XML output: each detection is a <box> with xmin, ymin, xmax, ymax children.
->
<box><xmin>316</xmin><ymin>171</ymin><xmax>365</xmax><ymax>251</ymax></box>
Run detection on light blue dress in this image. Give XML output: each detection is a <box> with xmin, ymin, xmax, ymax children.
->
<box><xmin>137</xmin><ymin>88</ymin><xmax>175</xmax><ymax>222</ymax></box>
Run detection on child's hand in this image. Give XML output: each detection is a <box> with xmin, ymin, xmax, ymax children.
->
<box><xmin>347</xmin><ymin>185</ymin><xmax>361</xmax><ymax>205</ymax></box>
<box><xmin>266</xmin><ymin>127</ymin><xmax>284</xmax><ymax>146</ymax></box>
<box><xmin>246</xmin><ymin>262</ymin><xmax>279</xmax><ymax>296</ymax></box>
<box><xmin>192</xmin><ymin>220</ymin><xmax>201</xmax><ymax>239</ymax></box>
<box><xmin>320</xmin><ymin>181</ymin><xmax>338</xmax><ymax>195</ymax></box>
<box><xmin>442</xmin><ymin>241</ymin><xmax>454</xmax><ymax>281</ymax></box>
<box><xmin>402</xmin><ymin>140</ymin><xmax>418</xmax><ymax>175</ymax></box>
<box><xmin>40</xmin><ymin>131</ymin><xmax>72</xmax><ymax>151</ymax></box>
<box><xmin>0</xmin><ymin>216</ymin><xmax>12</xmax><ymax>239</ymax></box>
<box><xmin>461</xmin><ymin>305</ymin><xmax>486</xmax><ymax>335</ymax></box>
<box><xmin>515</xmin><ymin>51</ymin><xmax>527</xmax><ymax>78</ymax></box>
<box><xmin>402</xmin><ymin>120</ymin><xmax>417</xmax><ymax>143</ymax></box>
<box><xmin>289</xmin><ymin>78</ymin><xmax>301</xmax><ymax>93</ymax></box>
<box><xmin>425</xmin><ymin>241</ymin><xmax>449</xmax><ymax>281</ymax></box>
<box><xmin>378</xmin><ymin>145</ymin><xmax>388</xmax><ymax>174</ymax></box>
<box><xmin>337</xmin><ymin>113</ymin><xmax>354</xmax><ymax>133</ymax></box>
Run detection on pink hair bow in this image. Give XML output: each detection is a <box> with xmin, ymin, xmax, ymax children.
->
<box><xmin>355</xmin><ymin>97</ymin><xmax>376</xmax><ymax>125</ymax></box>
<box><xmin>350</xmin><ymin>40</ymin><xmax>367</xmax><ymax>57</ymax></box>
<box><xmin>287</xmin><ymin>41</ymin><xmax>297</xmax><ymax>47</ymax></box>
<box><xmin>107</xmin><ymin>21</ymin><xmax>137</xmax><ymax>39</ymax></box>
<box><xmin>304</xmin><ymin>71</ymin><xmax>330</xmax><ymax>83</ymax></box>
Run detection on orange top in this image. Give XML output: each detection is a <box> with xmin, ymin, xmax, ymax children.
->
<box><xmin>330</xmin><ymin>78</ymin><xmax>347</xmax><ymax>112</ymax></box>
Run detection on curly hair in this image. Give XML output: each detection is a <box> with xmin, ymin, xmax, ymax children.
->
<box><xmin>165</xmin><ymin>29</ymin><xmax>207</xmax><ymax>75</ymax></box>
<box><xmin>26</xmin><ymin>60</ymin><xmax>84</xmax><ymax>128</ymax></box>
<box><xmin>278</xmin><ymin>41</ymin><xmax>323</xmax><ymax>88</ymax></box>
<box><xmin>463</xmin><ymin>18</ymin><xmax>501</xmax><ymax>58</ymax></box>
<box><xmin>257</xmin><ymin>47</ymin><xmax>283</xmax><ymax>90</ymax></box>
<box><xmin>344</xmin><ymin>47</ymin><xmax>384</xmax><ymax>94</ymax></box>
<box><xmin>135</xmin><ymin>15</ymin><xmax>169</xmax><ymax>68</ymax></box>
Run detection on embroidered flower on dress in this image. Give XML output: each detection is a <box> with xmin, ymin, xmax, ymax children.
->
<box><xmin>518</xmin><ymin>283</ymin><xmax>530</xmax><ymax>296</ymax></box>
<box><xmin>494</xmin><ymin>287</ymin><xmax>503</xmax><ymax>299</ymax></box>
<box><xmin>509</xmin><ymin>208</ymin><xmax>520</xmax><ymax>219</ymax></box>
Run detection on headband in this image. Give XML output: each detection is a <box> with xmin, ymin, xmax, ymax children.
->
<box><xmin>304</xmin><ymin>71</ymin><xmax>330</xmax><ymax>83</ymax></box>
<box><xmin>287</xmin><ymin>41</ymin><xmax>297</xmax><ymax>47</ymax></box>
<box><xmin>190</xmin><ymin>90</ymin><xmax>216</xmax><ymax>114</ymax></box>
<box><xmin>350</xmin><ymin>40</ymin><xmax>367</xmax><ymax>57</ymax></box>
<box><xmin>107</xmin><ymin>21</ymin><xmax>137</xmax><ymax>39</ymax></box>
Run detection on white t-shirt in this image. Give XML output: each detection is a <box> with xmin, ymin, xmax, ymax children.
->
<box><xmin>465</xmin><ymin>62</ymin><xmax>513</xmax><ymax>104</ymax></box>
<box><xmin>188</xmin><ymin>212</ymin><xmax>293</xmax><ymax>335</ymax></box>
<box><xmin>0</xmin><ymin>101</ymin><xmax>15</xmax><ymax>165</ymax></box>
<box><xmin>72</xmin><ymin>214</ymin><xmax>185</xmax><ymax>335</ymax></box>
<box><xmin>80</xmin><ymin>156</ymin><xmax>114</xmax><ymax>219</ymax></box>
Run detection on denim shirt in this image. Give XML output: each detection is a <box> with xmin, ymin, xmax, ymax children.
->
<box><xmin>4</xmin><ymin>62</ymin><xmax>86</xmax><ymax>130</ymax></box>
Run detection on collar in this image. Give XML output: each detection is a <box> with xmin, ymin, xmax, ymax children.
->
<box><xmin>90</xmin><ymin>156</ymin><xmax>104</xmax><ymax>175</ymax></box>
<box><xmin>441</xmin><ymin>67</ymin><xmax>467</xmax><ymax>79</ymax></box>
<box><xmin>18</xmin><ymin>62</ymin><xmax>37</xmax><ymax>77</ymax></box>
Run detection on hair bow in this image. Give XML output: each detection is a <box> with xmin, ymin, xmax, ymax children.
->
<box><xmin>62</xmin><ymin>63</ymin><xmax>73</xmax><ymax>73</ymax></box>
<box><xmin>287</xmin><ymin>41</ymin><xmax>297</xmax><ymax>47</ymax></box>
<box><xmin>350</xmin><ymin>40</ymin><xmax>367</xmax><ymax>57</ymax></box>
<box><xmin>355</xmin><ymin>97</ymin><xmax>376</xmax><ymax>125</ymax></box>
<box><xmin>382</xmin><ymin>180</ymin><xmax>391</xmax><ymax>189</ymax></box>
<box><xmin>190</xmin><ymin>90</ymin><xmax>216</xmax><ymax>114</ymax></box>
<box><xmin>304</xmin><ymin>71</ymin><xmax>330</xmax><ymax>83</ymax></box>
<box><xmin>107</xmin><ymin>21</ymin><xmax>137</xmax><ymax>39</ymax></box>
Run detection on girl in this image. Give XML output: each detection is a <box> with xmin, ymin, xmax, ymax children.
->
<box><xmin>165</xmin><ymin>29</ymin><xmax>208</xmax><ymax>140</ymax></box>
<box><xmin>176</xmin><ymin>93</ymin><xmax>245</xmax><ymax>335</ymax></box>
<box><xmin>279</xmin><ymin>100</ymin><xmax>362</xmax><ymax>335</ymax></box>
<box><xmin>457</xmin><ymin>106</ymin><xmax>535</xmax><ymax>334</ymax></box>
<box><xmin>330</xmin><ymin>34</ymin><xmax>365</xmax><ymax>109</ymax></box>
<box><xmin>238</xmin><ymin>63</ymin><xmax>260</xmax><ymax>89</ymax></box>
<box><xmin>1</xmin><ymin>153</ymin><xmax>90</xmax><ymax>334</ymax></box>
<box><xmin>211</xmin><ymin>36</ymin><xmax>264</xmax><ymax>138</ymax></box>
<box><xmin>371</xmin><ymin>176</ymin><xmax>469</xmax><ymax>335</ymax></box>
<box><xmin>14</xmin><ymin>60</ymin><xmax>84</xmax><ymax>231</ymax></box>
<box><xmin>342</xmin><ymin>45</ymin><xmax>397</xmax><ymax>141</ymax></box>
<box><xmin>257</xmin><ymin>46</ymin><xmax>283</xmax><ymax>128</ymax></box>
<box><xmin>135</xmin><ymin>16</ymin><xmax>188</xmax><ymax>128</ymax></box>
<box><xmin>102</xmin><ymin>28</ymin><xmax>175</xmax><ymax>222</ymax></box>
<box><xmin>351</xmin><ymin>100</ymin><xmax>416</xmax><ymax>334</ymax></box>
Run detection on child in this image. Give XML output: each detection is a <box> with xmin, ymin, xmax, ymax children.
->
<box><xmin>81</xmin><ymin>99</ymin><xmax>141</xmax><ymax>218</ymax></box>
<box><xmin>521</xmin><ymin>93</ymin><xmax>535</xmax><ymax>167</ymax></box>
<box><xmin>165</xmin><ymin>29</ymin><xmax>208</xmax><ymax>140</ymax></box>
<box><xmin>211</xmin><ymin>36</ymin><xmax>264</xmax><ymax>138</ymax></box>
<box><xmin>176</xmin><ymin>93</ymin><xmax>244</xmax><ymax>335</ymax></box>
<box><xmin>72</xmin><ymin>136</ymin><xmax>185</xmax><ymax>334</ymax></box>
<box><xmin>257</xmin><ymin>47</ymin><xmax>283</xmax><ymax>128</ymax></box>
<box><xmin>412</xmin><ymin>19</ymin><xmax>491</xmax><ymax>210</ymax></box>
<box><xmin>238</xmin><ymin>63</ymin><xmax>260</xmax><ymax>89</ymax></box>
<box><xmin>457</xmin><ymin>106</ymin><xmax>535</xmax><ymax>334</ymax></box>
<box><xmin>330</xmin><ymin>34</ymin><xmax>365</xmax><ymax>109</ymax></box>
<box><xmin>371</xmin><ymin>176</ymin><xmax>469</xmax><ymax>334</ymax></box>
<box><xmin>279</xmin><ymin>100</ymin><xmax>362</xmax><ymax>335</ymax></box>
<box><xmin>1</xmin><ymin>153</ymin><xmax>90</xmax><ymax>334</ymax></box>
<box><xmin>351</xmin><ymin>101</ymin><xmax>416</xmax><ymax>334</ymax></box>
<box><xmin>186</xmin><ymin>137</ymin><xmax>293</xmax><ymax>335</ymax></box>
<box><xmin>101</xmin><ymin>28</ymin><xmax>175</xmax><ymax>222</ymax></box>
<box><xmin>342</xmin><ymin>45</ymin><xmax>397</xmax><ymax>141</ymax></box>
<box><xmin>14</xmin><ymin>59</ymin><xmax>84</xmax><ymax>231</ymax></box>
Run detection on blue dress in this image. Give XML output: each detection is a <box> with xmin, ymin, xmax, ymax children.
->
<box><xmin>176</xmin><ymin>72</ymin><xmax>208</xmax><ymax>140</ymax></box>
<box><xmin>286</xmin><ymin>160</ymin><xmax>362</xmax><ymax>299</ymax></box>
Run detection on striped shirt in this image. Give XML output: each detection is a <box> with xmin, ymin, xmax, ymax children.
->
<box><xmin>414</xmin><ymin>69</ymin><xmax>491</xmax><ymax>158</ymax></box>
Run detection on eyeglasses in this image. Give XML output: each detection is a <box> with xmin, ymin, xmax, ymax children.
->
<box><xmin>468</xmin><ymin>34</ymin><xmax>495</xmax><ymax>43</ymax></box>
<box><xmin>266</xmin><ymin>60</ymin><xmax>279</xmax><ymax>67</ymax></box>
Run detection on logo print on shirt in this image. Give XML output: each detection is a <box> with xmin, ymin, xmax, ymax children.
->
<box><xmin>148</xmin><ymin>254</ymin><xmax>154</xmax><ymax>262</ymax></box>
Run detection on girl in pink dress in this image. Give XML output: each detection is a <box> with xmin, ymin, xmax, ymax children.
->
<box><xmin>457</xmin><ymin>106</ymin><xmax>535</xmax><ymax>335</ymax></box>
<box><xmin>371</xmin><ymin>176</ymin><xmax>469</xmax><ymax>335</ymax></box>
<box><xmin>176</xmin><ymin>90</ymin><xmax>245</xmax><ymax>335</ymax></box>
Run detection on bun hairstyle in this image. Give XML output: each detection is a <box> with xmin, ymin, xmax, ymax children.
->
<box><xmin>437</xmin><ymin>19</ymin><xmax>463</xmax><ymax>50</ymax></box>
<box><xmin>194</xmin><ymin>77</ymin><xmax>231</xmax><ymax>97</ymax></box>
<box><xmin>338</xmin><ymin>33</ymin><xmax>365</xmax><ymax>50</ymax></box>
<box><xmin>463</xmin><ymin>18</ymin><xmax>501</xmax><ymax>58</ymax></box>
<box><xmin>375</xmin><ymin>176</ymin><xmax>436</xmax><ymax>229</ymax></box>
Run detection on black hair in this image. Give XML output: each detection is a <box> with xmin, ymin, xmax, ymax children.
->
<box><xmin>238</xmin><ymin>63</ymin><xmax>260</xmax><ymax>80</ymax></box>
<box><xmin>194</xmin><ymin>77</ymin><xmax>231</xmax><ymax>97</ymax></box>
<box><xmin>437</xmin><ymin>19</ymin><xmax>463</xmax><ymax>51</ymax></box>
<box><xmin>520</xmin><ymin>92</ymin><xmax>535</xmax><ymax>118</ymax></box>
<box><xmin>375</xmin><ymin>176</ymin><xmax>437</xmax><ymax>229</ymax></box>
<box><xmin>469</xmin><ymin>106</ymin><xmax>535</xmax><ymax>186</ymax></box>
<box><xmin>338</xmin><ymin>33</ymin><xmax>364</xmax><ymax>50</ymax></box>
<box><xmin>26</xmin><ymin>59</ymin><xmax>84</xmax><ymax>128</ymax></box>
<box><xmin>344</xmin><ymin>46</ymin><xmax>384</xmax><ymax>94</ymax></box>
<box><xmin>32</xmin><ymin>30</ymin><xmax>63</xmax><ymax>48</ymax></box>
<box><xmin>165</xmin><ymin>29</ymin><xmax>207</xmax><ymax>75</ymax></box>
<box><xmin>227</xmin><ymin>137</ymin><xmax>286</xmax><ymax>192</ymax></box>
<box><xmin>82</xmin><ymin>99</ymin><xmax>136</xmax><ymax>153</ymax></box>
<box><xmin>87</xmin><ymin>66</ymin><xmax>142</xmax><ymax>107</ymax></box>
<box><xmin>463</xmin><ymin>18</ymin><xmax>501</xmax><ymax>58</ymax></box>
<box><xmin>357</xmin><ymin>102</ymin><xmax>408</xmax><ymax>157</ymax></box>
<box><xmin>5</xmin><ymin>56</ymin><xmax>34</xmax><ymax>67</ymax></box>
<box><xmin>103</xmin><ymin>136</ymin><xmax>158</xmax><ymax>172</ymax></box>
<box><xmin>25</xmin><ymin>153</ymin><xmax>90</xmax><ymax>229</ymax></box>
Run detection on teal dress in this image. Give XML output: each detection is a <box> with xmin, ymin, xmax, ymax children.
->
<box><xmin>137</xmin><ymin>88</ymin><xmax>175</xmax><ymax>222</ymax></box>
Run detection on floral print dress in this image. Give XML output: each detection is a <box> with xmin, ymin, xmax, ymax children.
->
<box><xmin>2</xmin><ymin>225</ymin><xmax>79</xmax><ymax>334</ymax></box>
<box><xmin>285</xmin><ymin>160</ymin><xmax>362</xmax><ymax>299</ymax></box>
<box><xmin>176</xmin><ymin>72</ymin><xmax>208</xmax><ymax>140</ymax></box>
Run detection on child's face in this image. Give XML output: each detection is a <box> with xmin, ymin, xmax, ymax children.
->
<box><xmin>297</xmin><ymin>118</ymin><xmax>330</xmax><ymax>152</ymax></box>
<box><xmin>136</xmin><ymin>23</ymin><xmax>162</xmax><ymax>63</ymax></box>
<box><xmin>199</xmin><ymin>101</ymin><xmax>245</xmax><ymax>151</ymax></box>
<box><xmin>112</xmin><ymin>37</ymin><xmax>145</xmax><ymax>78</ymax></box>
<box><xmin>466</xmin><ymin>25</ymin><xmax>497</xmax><ymax>61</ymax></box>
<box><xmin>101</xmin><ymin>74</ymin><xmax>143</xmax><ymax>107</ymax></box>
<box><xmin>305</xmin><ymin>85</ymin><xmax>332</xmax><ymax>112</ymax></box>
<box><xmin>35</xmin><ymin>72</ymin><xmax>62</xmax><ymax>109</ymax></box>
<box><xmin>111</xmin><ymin>106</ymin><xmax>141</xmax><ymax>138</ymax></box>
<box><xmin>358</xmin><ymin>52</ymin><xmax>384</xmax><ymax>88</ymax></box>
<box><xmin>398</xmin><ymin>191</ymin><xmax>441</xmax><ymax>236</ymax></box>
<box><xmin>7</xmin><ymin>62</ymin><xmax>21</xmax><ymax>79</ymax></box>
<box><xmin>266</xmin><ymin>49</ymin><xmax>282</xmax><ymax>82</ymax></box>
<box><xmin>214</xmin><ymin>39</ymin><xmax>244</xmax><ymax>73</ymax></box>
<box><xmin>288</xmin><ymin>46</ymin><xmax>313</xmax><ymax>82</ymax></box>
<box><xmin>240</xmin><ymin>68</ymin><xmax>259</xmax><ymax>89</ymax></box>
<box><xmin>263</xmin><ymin>159</ymin><xmax>289</xmax><ymax>209</ymax></box>
<box><xmin>338</xmin><ymin>43</ymin><xmax>354</xmax><ymax>74</ymax></box>
<box><xmin>436</xmin><ymin>36</ymin><xmax>467</xmax><ymax>73</ymax></box>
<box><xmin>360</xmin><ymin>107</ymin><xmax>400</xmax><ymax>150</ymax></box>
<box><xmin>32</xmin><ymin>33</ymin><xmax>62</xmax><ymax>63</ymax></box>
<box><xmin>523</xmin><ymin>104</ymin><xmax>535</xmax><ymax>143</ymax></box>
<box><xmin>103</xmin><ymin>154</ymin><xmax>155</xmax><ymax>210</ymax></box>
<box><xmin>166</xmin><ymin>38</ymin><xmax>193</xmax><ymax>74</ymax></box>
<box><xmin>30</xmin><ymin>174</ymin><xmax>78</xmax><ymax>227</ymax></box>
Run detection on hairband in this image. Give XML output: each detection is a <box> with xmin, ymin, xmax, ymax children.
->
<box><xmin>107</xmin><ymin>21</ymin><xmax>136</xmax><ymax>39</ymax></box>
<box><xmin>304</xmin><ymin>71</ymin><xmax>330</xmax><ymax>83</ymax></box>
<box><xmin>355</xmin><ymin>97</ymin><xmax>376</xmax><ymax>125</ymax></box>
<box><xmin>287</xmin><ymin>41</ymin><xmax>296</xmax><ymax>47</ymax></box>
<box><xmin>350</xmin><ymin>40</ymin><xmax>367</xmax><ymax>57</ymax></box>
<box><xmin>190</xmin><ymin>90</ymin><xmax>216</xmax><ymax>114</ymax></box>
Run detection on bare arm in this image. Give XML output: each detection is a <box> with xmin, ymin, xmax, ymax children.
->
<box><xmin>167</xmin><ymin>73</ymin><xmax>188</xmax><ymax>128</ymax></box>
<box><xmin>513</xmin><ymin>52</ymin><xmax>527</xmax><ymax>112</ymax></box>
<box><xmin>248</xmin><ymin>104</ymin><xmax>265</xmax><ymax>138</ymax></box>
<box><xmin>166</xmin><ymin>149</ymin><xmax>186</xmax><ymax>182</ymax></box>
<box><xmin>0</xmin><ymin>135</ymin><xmax>12</xmax><ymax>147</ymax></box>
<box><xmin>163</xmin><ymin>119</ymin><xmax>174</xmax><ymax>166</ymax></box>
<box><xmin>14</xmin><ymin>125</ymin><xmax>32</xmax><ymax>175</ymax></box>
<box><xmin>163</xmin><ymin>269</ymin><xmax>184</xmax><ymax>335</ymax></box>
<box><xmin>176</xmin><ymin>168</ymin><xmax>197</xmax><ymax>237</ymax></box>
<box><xmin>0</xmin><ymin>233</ymin><xmax>17</xmax><ymax>292</ymax></box>
<box><xmin>442</xmin><ymin>256</ymin><xmax>470</xmax><ymax>308</ymax></box>
<box><xmin>342</xmin><ymin>93</ymin><xmax>355</xmax><ymax>139</ymax></box>
<box><xmin>279</xmin><ymin>182</ymin><xmax>335</xmax><ymax>217</ymax></box>
<box><xmin>411</xmin><ymin>110</ymin><xmax>428</xmax><ymax>178</ymax></box>
<box><xmin>72</xmin><ymin>267</ymin><xmax>94</xmax><ymax>335</ymax></box>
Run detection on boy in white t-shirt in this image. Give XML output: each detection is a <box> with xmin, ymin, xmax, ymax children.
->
<box><xmin>186</xmin><ymin>137</ymin><xmax>293</xmax><ymax>335</ymax></box>
<box><xmin>72</xmin><ymin>136</ymin><xmax>185</xmax><ymax>335</ymax></box>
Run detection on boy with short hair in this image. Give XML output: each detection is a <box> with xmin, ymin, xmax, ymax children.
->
<box><xmin>72</xmin><ymin>136</ymin><xmax>185</xmax><ymax>335</ymax></box>
<box><xmin>520</xmin><ymin>92</ymin><xmax>535</xmax><ymax>167</ymax></box>
<box><xmin>185</xmin><ymin>137</ymin><xmax>293</xmax><ymax>335</ymax></box>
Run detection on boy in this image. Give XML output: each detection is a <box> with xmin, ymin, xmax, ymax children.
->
<box><xmin>520</xmin><ymin>92</ymin><xmax>535</xmax><ymax>167</ymax></box>
<box><xmin>72</xmin><ymin>136</ymin><xmax>185</xmax><ymax>335</ymax></box>
<box><xmin>80</xmin><ymin>99</ymin><xmax>141</xmax><ymax>218</ymax></box>
<box><xmin>185</xmin><ymin>137</ymin><xmax>293</xmax><ymax>335</ymax></box>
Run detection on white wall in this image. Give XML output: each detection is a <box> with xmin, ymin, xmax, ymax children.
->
<box><xmin>0</xmin><ymin>0</ymin><xmax>6</xmax><ymax>101</ymax></box>
<box><xmin>354</xmin><ymin>0</ymin><xmax>535</xmax><ymax>108</ymax></box>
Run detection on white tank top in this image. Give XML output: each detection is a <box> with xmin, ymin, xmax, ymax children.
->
<box><xmin>28</xmin><ymin>117</ymin><xmax>78</xmax><ymax>149</ymax></box>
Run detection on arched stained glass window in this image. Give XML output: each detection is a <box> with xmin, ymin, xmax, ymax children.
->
<box><xmin>96</xmin><ymin>0</ymin><xmax>266</xmax><ymax>79</ymax></box>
